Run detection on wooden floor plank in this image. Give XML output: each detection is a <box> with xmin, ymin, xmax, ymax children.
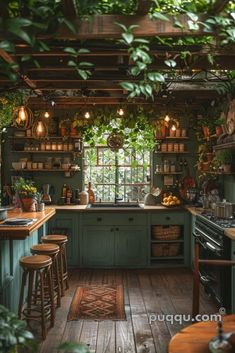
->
<box><xmin>38</xmin><ymin>268</ymin><xmax>219</xmax><ymax>353</ymax></box>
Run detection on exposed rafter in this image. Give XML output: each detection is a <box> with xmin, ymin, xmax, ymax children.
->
<box><xmin>135</xmin><ymin>0</ymin><xmax>152</xmax><ymax>15</ymax></box>
<box><xmin>61</xmin><ymin>0</ymin><xmax>77</xmax><ymax>18</ymax></box>
<box><xmin>0</xmin><ymin>49</ymin><xmax>42</xmax><ymax>96</ymax></box>
<box><xmin>209</xmin><ymin>0</ymin><xmax>230</xmax><ymax>14</ymax></box>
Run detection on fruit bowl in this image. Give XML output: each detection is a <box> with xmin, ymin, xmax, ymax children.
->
<box><xmin>161</xmin><ymin>202</ymin><xmax>181</xmax><ymax>208</ymax></box>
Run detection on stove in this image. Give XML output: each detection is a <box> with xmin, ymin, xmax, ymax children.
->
<box><xmin>200</xmin><ymin>212</ymin><xmax>235</xmax><ymax>229</ymax></box>
<box><xmin>194</xmin><ymin>213</ymin><xmax>232</xmax><ymax>311</ymax></box>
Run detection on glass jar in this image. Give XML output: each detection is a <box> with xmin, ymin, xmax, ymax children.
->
<box><xmin>57</xmin><ymin>142</ymin><xmax>63</xmax><ymax>151</ymax></box>
<box><xmin>179</xmin><ymin>143</ymin><xmax>185</xmax><ymax>152</ymax></box>
<box><xmin>45</xmin><ymin>141</ymin><xmax>51</xmax><ymax>151</ymax></box>
<box><xmin>40</xmin><ymin>141</ymin><xmax>46</xmax><ymax>151</ymax></box>
<box><xmin>181</xmin><ymin>128</ymin><xmax>187</xmax><ymax>137</ymax></box>
<box><xmin>175</xmin><ymin>128</ymin><xmax>181</xmax><ymax>137</ymax></box>
<box><xmin>173</xmin><ymin>143</ymin><xmax>179</xmax><ymax>152</ymax></box>
<box><xmin>167</xmin><ymin>143</ymin><xmax>173</xmax><ymax>152</ymax></box>
<box><xmin>44</xmin><ymin>157</ymin><xmax>52</xmax><ymax>169</ymax></box>
<box><xmin>63</xmin><ymin>142</ymin><xmax>68</xmax><ymax>151</ymax></box>
<box><xmin>170</xmin><ymin>162</ymin><xmax>176</xmax><ymax>172</ymax></box>
<box><xmin>68</xmin><ymin>142</ymin><xmax>73</xmax><ymax>151</ymax></box>
<box><xmin>51</xmin><ymin>141</ymin><xmax>57</xmax><ymax>151</ymax></box>
<box><xmin>163</xmin><ymin>160</ymin><xmax>170</xmax><ymax>173</ymax></box>
<box><xmin>161</xmin><ymin>143</ymin><xmax>167</xmax><ymax>152</ymax></box>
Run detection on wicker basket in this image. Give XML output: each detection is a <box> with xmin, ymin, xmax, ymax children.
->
<box><xmin>151</xmin><ymin>243</ymin><xmax>181</xmax><ymax>257</ymax></box>
<box><xmin>152</xmin><ymin>225</ymin><xmax>181</xmax><ymax>240</ymax></box>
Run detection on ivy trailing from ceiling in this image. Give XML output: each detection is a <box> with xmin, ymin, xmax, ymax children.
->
<box><xmin>72</xmin><ymin>106</ymin><xmax>156</xmax><ymax>151</ymax></box>
<box><xmin>0</xmin><ymin>91</ymin><xmax>23</xmax><ymax>132</ymax></box>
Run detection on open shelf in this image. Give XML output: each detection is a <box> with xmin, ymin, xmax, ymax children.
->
<box><xmin>155</xmin><ymin>172</ymin><xmax>183</xmax><ymax>175</ymax></box>
<box><xmin>11</xmin><ymin>169</ymin><xmax>77</xmax><ymax>172</ymax></box>
<box><xmin>156</xmin><ymin>152</ymin><xmax>189</xmax><ymax>154</ymax></box>
<box><xmin>11</xmin><ymin>150</ymin><xmax>74</xmax><ymax>153</ymax></box>
<box><xmin>213</xmin><ymin>141</ymin><xmax>235</xmax><ymax>151</ymax></box>
<box><xmin>151</xmin><ymin>255</ymin><xmax>184</xmax><ymax>260</ymax></box>
<box><xmin>151</xmin><ymin>239</ymin><xmax>184</xmax><ymax>243</ymax></box>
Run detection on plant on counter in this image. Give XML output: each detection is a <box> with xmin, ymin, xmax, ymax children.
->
<box><xmin>0</xmin><ymin>305</ymin><xmax>36</xmax><ymax>353</ymax></box>
<box><xmin>14</xmin><ymin>177</ymin><xmax>37</xmax><ymax>199</ymax></box>
<box><xmin>58</xmin><ymin>342</ymin><xmax>90</xmax><ymax>353</ymax></box>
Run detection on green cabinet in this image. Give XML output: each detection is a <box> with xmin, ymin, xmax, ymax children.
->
<box><xmin>81</xmin><ymin>226</ymin><xmax>114</xmax><ymax>267</ymax></box>
<box><xmin>81</xmin><ymin>213</ymin><xmax>148</xmax><ymax>268</ymax></box>
<box><xmin>48</xmin><ymin>212</ymin><xmax>79</xmax><ymax>267</ymax></box>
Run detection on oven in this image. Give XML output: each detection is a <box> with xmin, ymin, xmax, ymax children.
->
<box><xmin>193</xmin><ymin>215</ymin><xmax>231</xmax><ymax>311</ymax></box>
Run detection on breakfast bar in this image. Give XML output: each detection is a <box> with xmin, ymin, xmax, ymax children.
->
<box><xmin>0</xmin><ymin>208</ymin><xmax>55</xmax><ymax>311</ymax></box>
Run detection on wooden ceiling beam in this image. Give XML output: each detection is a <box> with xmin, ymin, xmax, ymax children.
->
<box><xmin>209</xmin><ymin>0</ymin><xmax>230</xmax><ymax>14</ymax></box>
<box><xmin>135</xmin><ymin>0</ymin><xmax>152</xmax><ymax>15</ymax></box>
<box><xmin>61</xmin><ymin>0</ymin><xmax>77</xmax><ymax>18</ymax></box>
<box><xmin>51</xmin><ymin>14</ymin><xmax>209</xmax><ymax>40</ymax></box>
<box><xmin>0</xmin><ymin>49</ymin><xmax>42</xmax><ymax>95</ymax></box>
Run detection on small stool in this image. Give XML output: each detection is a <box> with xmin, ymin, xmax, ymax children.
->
<box><xmin>31</xmin><ymin>243</ymin><xmax>61</xmax><ymax>307</ymax></box>
<box><xmin>18</xmin><ymin>255</ymin><xmax>54</xmax><ymax>340</ymax></box>
<box><xmin>41</xmin><ymin>235</ymin><xmax>69</xmax><ymax>296</ymax></box>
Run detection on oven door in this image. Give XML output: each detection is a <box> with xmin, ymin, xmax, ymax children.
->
<box><xmin>193</xmin><ymin>229</ymin><xmax>231</xmax><ymax>311</ymax></box>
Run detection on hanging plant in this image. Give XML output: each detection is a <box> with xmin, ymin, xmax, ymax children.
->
<box><xmin>0</xmin><ymin>92</ymin><xmax>23</xmax><ymax>132</ymax></box>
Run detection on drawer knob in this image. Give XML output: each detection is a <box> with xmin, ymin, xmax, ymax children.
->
<box><xmin>116</xmin><ymin>227</ymin><xmax>119</xmax><ymax>231</ymax></box>
<box><xmin>97</xmin><ymin>217</ymin><xmax>102</xmax><ymax>222</ymax></box>
<box><xmin>110</xmin><ymin>228</ymin><xmax>114</xmax><ymax>232</ymax></box>
<box><xmin>129</xmin><ymin>217</ymin><xmax>134</xmax><ymax>222</ymax></box>
<box><xmin>166</xmin><ymin>216</ymin><xmax>170</xmax><ymax>220</ymax></box>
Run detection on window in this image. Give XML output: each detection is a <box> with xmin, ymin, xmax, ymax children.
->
<box><xmin>84</xmin><ymin>145</ymin><xmax>151</xmax><ymax>202</ymax></box>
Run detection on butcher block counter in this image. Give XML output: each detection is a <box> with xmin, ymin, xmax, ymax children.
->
<box><xmin>0</xmin><ymin>208</ymin><xmax>55</xmax><ymax>240</ymax></box>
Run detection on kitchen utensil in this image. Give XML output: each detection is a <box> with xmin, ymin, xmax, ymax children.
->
<box><xmin>41</xmin><ymin>184</ymin><xmax>52</xmax><ymax>204</ymax></box>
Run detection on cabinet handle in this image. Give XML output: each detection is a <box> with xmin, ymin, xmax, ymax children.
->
<box><xmin>97</xmin><ymin>217</ymin><xmax>102</xmax><ymax>222</ymax></box>
<box><xmin>165</xmin><ymin>216</ymin><xmax>171</xmax><ymax>220</ymax></box>
<box><xmin>110</xmin><ymin>228</ymin><xmax>114</xmax><ymax>232</ymax></box>
<box><xmin>116</xmin><ymin>227</ymin><xmax>119</xmax><ymax>231</ymax></box>
<box><xmin>129</xmin><ymin>217</ymin><xmax>134</xmax><ymax>222</ymax></box>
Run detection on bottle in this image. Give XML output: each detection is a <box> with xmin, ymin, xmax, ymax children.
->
<box><xmin>87</xmin><ymin>182</ymin><xmax>95</xmax><ymax>204</ymax></box>
<box><xmin>62</xmin><ymin>183</ymin><xmax>67</xmax><ymax>198</ymax></box>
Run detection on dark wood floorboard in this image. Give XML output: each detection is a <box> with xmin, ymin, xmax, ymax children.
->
<box><xmin>38</xmin><ymin>268</ymin><xmax>217</xmax><ymax>353</ymax></box>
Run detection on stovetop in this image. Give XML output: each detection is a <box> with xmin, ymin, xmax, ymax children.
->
<box><xmin>200</xmin><ymin>212</ymin><xmax>235</xmax><ymax>229</ymax></box>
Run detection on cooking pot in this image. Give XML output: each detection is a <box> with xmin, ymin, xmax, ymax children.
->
<box><xmin>0</xmin><ymin>207</ymin><xmax>11</xmax><ymax>221</ymax></box>
<box><xmin>215</xmin><ymin>201</ymin><xmax>233</xmax><ymax>219</ymax></box>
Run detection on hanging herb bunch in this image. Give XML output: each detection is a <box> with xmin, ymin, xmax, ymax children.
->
<box><xmin>72</xmin><ymin>106</ymin><xmax>156</xmax><ymax>151</ymax></box>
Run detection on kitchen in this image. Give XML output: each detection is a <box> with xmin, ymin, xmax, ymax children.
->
<box><xmin>0</xmin><ymin>1</ymin><xmax>235</xmax><ymax>353</ymax></box>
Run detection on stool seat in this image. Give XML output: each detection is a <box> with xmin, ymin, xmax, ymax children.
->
<box><xmin>20</xmin><ymin>255</ymin><xmax>52</xmax><ymax>269</ymax></box>
<box><xmin>31</xmin><ymin>243</ymin><xmax>60</xmax><ymax>255</ymax></box>
<box><xmin>41</xmin><ymin>235</ymin><xmax>68</xmax><ymax>244</ymax></box>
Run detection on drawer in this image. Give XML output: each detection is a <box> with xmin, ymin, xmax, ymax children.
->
<box><xmin>150</xmin><ymin>212</ymin><xmax>185</xmax><ymax>225</ymax></box>
<box><xmin>82</xmin><ymin>212</ymin><xmax>147</xmax><ymax>225</ymax></box>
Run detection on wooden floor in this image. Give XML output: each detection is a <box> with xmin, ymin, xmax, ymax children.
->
<box><xmin>39</xmin><ymin>268</ymin><xmax>217</xmax><ymax>353</ymax></box>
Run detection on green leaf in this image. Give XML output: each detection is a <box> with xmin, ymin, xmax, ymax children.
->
<box><xmin>151</xmin><ymin>12</ymin><xmax>170</xmax><ymax>21</ymax></box>
<box><xmin>0</xmin><ymin>41</ymin><xmax>15</xmax><ymax>52</ymax></box>
<box><xmin>21</xmin><ymin>55</ymin><xmax>32</xmax><ymax>62</ymax></box>
<box><xmin>174</xmin><ymin>20</ymin><xmax>185</xmax><ymax>29</ymax></box>
<box><xmin>147</xmin><ymin>72</ymin><xmax>165</xmax><ymax>82</ymax></box>
<box><xmin>77</xmin><ymin>69</ymin><xmax>89</xmax><ymax>80</ymax></box>
<box><xmin>77</xmin><ymin>48</ymin><xmax>90</xmax><ymax>54</ymax></box>
<box><xmin>122</xmin><ymin>32</ymin><xmax>134</xmax><ymax>44</ymax></box>
<box><xmin>133</xmin><ymin>38</ymin><xmax>149</xmax><ymax>44</ymax></box>
<box><xmin>130</xmin><ymin>66</ymin><xmax>141</xmax><ymax>76</ymax></box>
<box><xmin>68</xmin><ymin>60</ymin><xmax>77</xmax><ymax>67</ymax></box>
<box><xmin>38</xmin><ymin>40</ymin><xmax>50</xmax><ymax>51</ymax></box>
<box><xmin>187</xmin><ymin>20</ymin><xmax>199</xmax><ymax>31</ymax></box>
<box><xmin>115</xmin><ymin>22</ymin><xmax>128</xmax><ymax>32</ymax></box>
<box><xmin>187</xmin><ymin>12</ymin><xmax>198</xmax><ymax>22</ymax></box>
<box><xmin>136</xmin><ymin>61</ymin><xmax>147</xmax><ymax>70</ymax></box>
<box><xmin>78</xmin><ymin>61</ymin><xmax>94</xmax><ymax>67</ymax></box>
<box><xmin>119</xmin><ymin>81</ymin><xmax>135</xmax><ymax>91</ymax></box>
<box><xmin>64</xmin><ymin>47</ymin><xmax>77</xmax><ymax>55</ymax></box>
<box><xmin>207</xmin><ymin>54</ymin><xmax>215</xmax><ymax>65</ymax></box>
<box><xmin>164</xmin><ymin>59</ymin><xmax>177</xmax><ymax>68</ymax></box>
<box><xmin>61</xmin><ymin>17</ymin><xmax>77</xmax><ymax>34</ymax></box>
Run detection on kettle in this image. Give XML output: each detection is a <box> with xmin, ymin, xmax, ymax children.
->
<box><xmin>215</xmin><ymin>200</ymin><xmax>233</xmax><ymax>219</ymax></box>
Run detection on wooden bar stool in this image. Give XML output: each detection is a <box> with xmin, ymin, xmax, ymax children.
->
<box><xmin>41</xmin><ymin>235</ymin><xmax>69</xmax><ymax>296</ymax></box>
<box><xmin>31</xmin><ymin>243</ymin><xmax>61</xmax><ymax>307</ymax></box>
<box><xmin>18</xmin><ymin>255</ymin><xmax>54</xmax><ymax>340</ymax></box>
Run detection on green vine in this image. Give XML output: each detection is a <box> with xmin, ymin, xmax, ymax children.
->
<box><xmin>0</xmin><ymin>92</ymin><xmax>23</xmax><ymax>132</ymax></box>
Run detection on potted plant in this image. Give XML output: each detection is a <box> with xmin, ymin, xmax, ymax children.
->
<box><xmin>14</xmin><ymin>177</ymin><xmax>38</xmax><ymax>212</ymax></box>
<box><xmin>215</xmin><ymin>149</ymin><xmax>233</xmax><ymax>173</ymax></box>
<box><xmin>0</xmin><ymin>304</ymin><xmax>35</xmax><ymax>353</ymax></box>
<box><xmin>59</xmin><ymin>118</ymin><xmax>71</xmax><ymax>137</ymax></box>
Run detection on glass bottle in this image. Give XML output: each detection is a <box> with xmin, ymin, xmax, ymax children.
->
<box><xmin>87</xmin><ymin>182</ymin><xmax>95</xmax><ymax>204</ymax></box>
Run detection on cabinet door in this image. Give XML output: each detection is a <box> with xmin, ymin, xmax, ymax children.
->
<box><xmin>48</xmin><ymin>213</ymin><xmax>79</xmax><ymax>267</ymax></box>
<box><xmin>115</xmin><ymin>226</ymin><xmax>147</xmax><ymax>267</ymax></box>
<box><xmin>82</xmin><ymin>226</ymin><xmax>114</xmax><ymax>267</ymax></box>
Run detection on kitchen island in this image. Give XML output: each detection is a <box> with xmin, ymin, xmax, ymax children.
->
<box><xmin>0</xmin><ymin>208</ymin><xmax>55</xmax><ymax>311</ymax></box>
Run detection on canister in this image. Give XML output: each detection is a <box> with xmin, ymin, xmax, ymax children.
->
<box><xmin>79</xmin><ymin>190</ymin><xmax>89</xmax><ymax>205</ymax></box>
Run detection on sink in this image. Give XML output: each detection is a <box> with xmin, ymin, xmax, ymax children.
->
<box><xmin>86</xmin><ymin>203</ymin><xmax>142</xmax><ymax>209</ymax></box>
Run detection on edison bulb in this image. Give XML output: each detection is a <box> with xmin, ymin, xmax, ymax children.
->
<box><xmin>44</xmin><ymin>111</ymin><xmax>50</xmax><ymax>118</ymax></box>
<box><xmin>117</xmin><ymin>108</ymin><xmax>124</xmax><ymax>116</ymax></box>
<box><xmin>18</xmin><ymin>106</ymin><xmax>26</xmax><ymax>122</ymax></box>
<box><xmin>84</xmin><ymin>111</ymin><xmax>90</xmax><ymax>119</ymax></box>
<box><xmin>164</xmin><ymin>114</ymin><xmax>170</xmax><ymax>123</ymax></box>
<box><xmin>171</xmin><ymin>124</ymin><xmax>176</xmax><ymax>131</ymax></box>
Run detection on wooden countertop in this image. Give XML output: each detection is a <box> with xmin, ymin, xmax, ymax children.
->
<box><xmin>52</xmin><ymin>204</ymin><xmax>185</xmax><ymax>212</ymax></box>
<box><xmin>0</xmin><ymin>208</ymin><xmax>55</xmax><ymax>240</ymax></box>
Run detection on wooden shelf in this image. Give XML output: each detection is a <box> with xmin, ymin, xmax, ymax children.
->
<box><xmin>213</xmin><ymin>141</ymin><xmax>235</xmax><ymax>151</ymax></box>
<box><xmin>156</xmin><ymin>152</ymin><xmax>189</xmax><ymax>154</ymax></box>
<box><xmin>11</xmin><ymin>150</ymin><xmax>74</xmax><ymax>153</ymax></box>
<box><xmin>151</xmin><ymin>239</ymin><xmax>184</xmax><ymax>243</ymax></box>
<box><xmin>165</xmin><ymin>137</ymin><xmax>189</xmax><ymax>140</ymax></box>
<box><xmin>11</xmin><ymin>168</ymin><xmax>79</xmax><ymax>172</ymax></box>
<box><xmin>150</xmin><ymin>255</ymin><xmax>184</xmax><ymax>260</ymax></box>
<box><xmin>9</xmin><ymin>136</ymin><xmax>80</xmax><ymax>139</ymax></box>
<box><xmin>155</xmin><ymin>172</ymin><xmax>182</xmax><ymax>175</ymax></box>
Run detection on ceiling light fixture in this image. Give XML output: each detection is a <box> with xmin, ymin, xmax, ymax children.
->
<box><xmin>18</xmin><ymin>106</ymin><xmax>27</xmax><ymax>122</ymax></box>
<box><xmin>117</xmin><ymin>108</ymin><xmax>124</xmax><ymax>116</ymax></box>
<box><xmin>171</xmin><ymin>124</ymin><xmax>177</xmax><ymax>131</ymax></box>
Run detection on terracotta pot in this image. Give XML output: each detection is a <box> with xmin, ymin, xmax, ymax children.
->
<box><xmin>206</xmin><ymin>152</ymin><xmax>213</xmax><ymax>162</ymax></box>
<box><xmin>60</xmin><ymin>127</ymin><xmax>67</xmax><ymax>137</ymax></box>
<box><xmin>215</xmin><ymin>126</ymin><xmax>223</xmax><ymax>137</ymax></box>
<box><xmin>201</xmin><ymin>162</ymin><xmax>210</xmax><ymax>171</ymax></box>
<box><xmin>20</xmin><ymin>198</ymin><xmax>36</xmax><ymax>212</ymax></box>
<box><xmin>70</xmin><ymin>127</ymin><xmax>77</xmax><ymax>137</ymax></box>
<box><xmin>202</xmin><ymin>126</ymin><xmax>210</xmax><ymax>139</ymax></box>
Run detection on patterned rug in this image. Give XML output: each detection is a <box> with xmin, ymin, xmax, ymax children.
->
<box><xmin>67</xmin><ymin>285</ymin><xmax>126</xmax><ymax>321</ymax></box>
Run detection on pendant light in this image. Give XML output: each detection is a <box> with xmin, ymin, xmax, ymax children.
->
<box><xmin>44</xmin><ymin>111</ymin><xmax>50</xmax><ymax>118</ymax></box>
<box><xmin>164</xmin><ymin>114</ymin><xmax>170</xmax><ymax>123</ymax></box>
<box><xmin>32</xmin><ymin>119</ymin><xmax>48</xmax><ymax>138</ymax></box>
<box><xmin>14</xmin><ymin>105</ymin><xmax>33</xmax><ymax>129</ymax></box>
<box><xmin>117</xmin><ymin>107</ymin><xmax>124</xmax><ymax>116</ymax></box>
<box><xmin>84</xmin><ymin>111</ymin><xmax>90</xmax><ymax>119</ymax></box>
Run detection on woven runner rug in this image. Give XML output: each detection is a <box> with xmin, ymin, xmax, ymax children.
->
<box><xmin>67</xmin><ymin>285</ymin><xmax>126</xmax><ymax>321</ymax></box>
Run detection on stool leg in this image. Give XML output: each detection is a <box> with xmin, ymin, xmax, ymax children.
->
<box><xmin>18</xmin><ymin>270</ymin><xmax>27</xmax><ymax>318</ymax></box>
<box><xmin>54</xmin><ymin>254</ymin><xmax>61</xmax><ymax>307</ymax></box>
<box><xmin>63</xmin><ymin>245</ymin><xmax>69</xmax><ymax>290</ymax></box>
<box><xmin>39</xmin><ymin>270</ymin><xmax>47</xmax><ymax>340</ymax></box>
<box><xmin>48</xmin><ymin>265</ymin><xmax>55</xmax><ymax>327</ymax></box>
<box><xmin>59</xmin><ymin>250</ymin><xmax>65</xmax><ymax>296</ymax></box>
<box><xmin>27</xmin><ymin>270</ymin><xmax>34</xmax><ymax>325</ymax></box>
